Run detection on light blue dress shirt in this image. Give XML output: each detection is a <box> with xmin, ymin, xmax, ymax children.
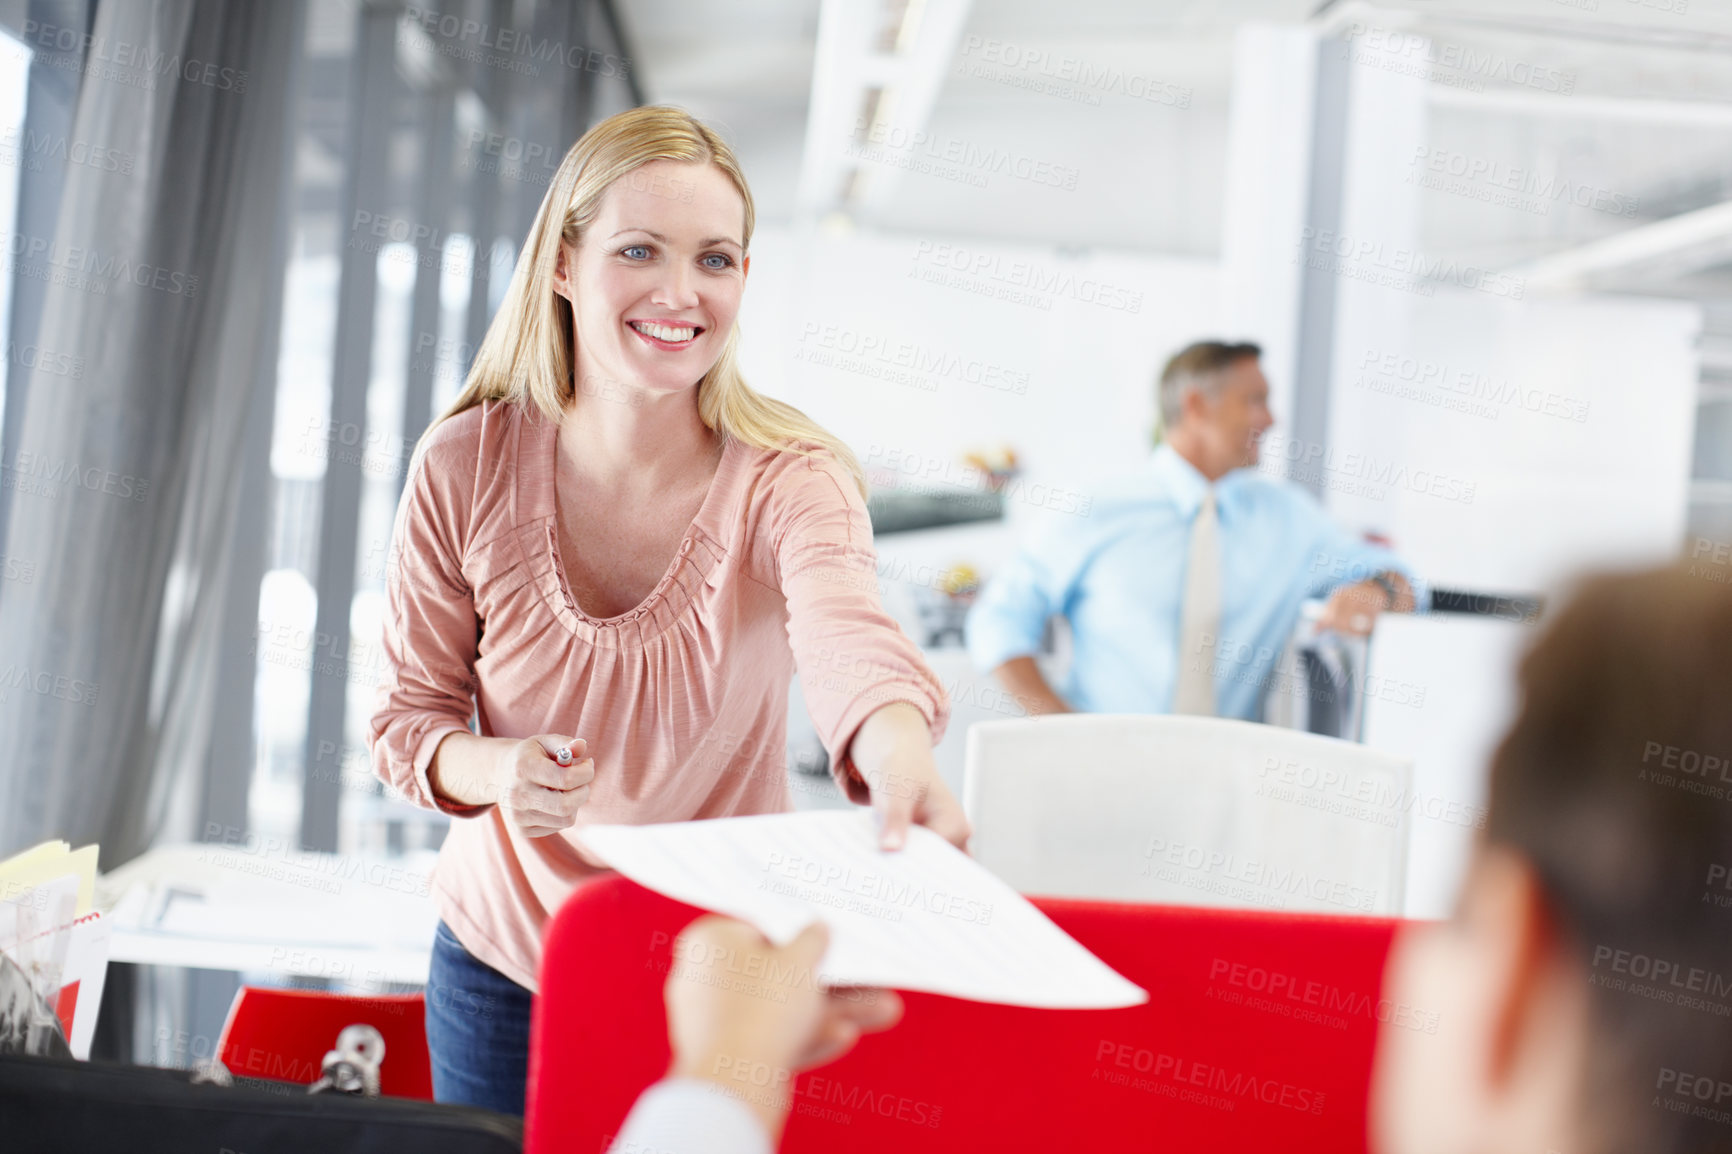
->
<box><xmin>965</xmin><ymin>444</ymin><xmax>1417</xmax><ymax>720</ymax></box>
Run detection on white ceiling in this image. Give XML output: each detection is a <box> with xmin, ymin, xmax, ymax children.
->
<box><xmin>616</xmin><ymin>0</ymin><xmax>1732</xmax><ymax>291</ymax></box>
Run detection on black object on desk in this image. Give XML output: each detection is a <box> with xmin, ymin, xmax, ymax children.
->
<box><xmin>1426</xmin><ymin>588</ymin><xmax>1544</xmax><ymax>624</ymax></box>
<box><xmin>0</xmin><ymin>1053</ymin><xmax>522</xmax><ymax>1153</ymax></box>
<box><xmin>867</xmin><ymin>488</ymin><xmax>1004</xmax><ymax>536</ymax></box>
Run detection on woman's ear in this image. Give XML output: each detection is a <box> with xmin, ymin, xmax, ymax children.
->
<box><xmin>551</xmin><ymin>243</ymin><xmax>574</xmax><ymax>302</ymax></box>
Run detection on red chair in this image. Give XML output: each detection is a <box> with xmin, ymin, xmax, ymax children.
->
<box><xmin>527</xmin><ymin>876</ymin><xmax>1407</xmax><ymax>1153</ymax></box>
<box><xmin>217</xmin><ymin>987</ymin><xmax>434</xmax><ymax>1100</ymax></box>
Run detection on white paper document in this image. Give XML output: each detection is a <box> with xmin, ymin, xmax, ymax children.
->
<box><xmin>577</xmin><ymin>810</ymin><xmax>1146</xmax><ymax>1009</ymax></box>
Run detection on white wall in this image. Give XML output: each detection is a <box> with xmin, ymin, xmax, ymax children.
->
<box><xmin>1293</xmin><ymin>26</ymin><xmax>1701</xmax><ymax>595</ymax></box>
<box><xmin>1322</xmin><ymin>288</ymin><xmax>1700</xmax><ymax>593</ymax></box>
<box><xmin>737</xmin><ymin>223</ymin><xmax>1220</xmax><ymax>510</ymax></box>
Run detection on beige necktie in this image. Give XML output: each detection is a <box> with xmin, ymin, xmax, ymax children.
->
<box><xmin>1172</xmin><ymin>488</ymin><xmax>1220</xmax><ymax>716</ymax></box>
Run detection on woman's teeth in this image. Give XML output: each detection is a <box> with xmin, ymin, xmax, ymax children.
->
<box><xmin>630</xmin><ymin>321</ymin><xmax>698</xmax><ymax>342</ymax></box>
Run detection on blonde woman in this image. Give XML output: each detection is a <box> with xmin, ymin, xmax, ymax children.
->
<box><xmin>367</xmin><ymin>106</ymin><xmax>967</xmax><ymax>1115</ymax></box>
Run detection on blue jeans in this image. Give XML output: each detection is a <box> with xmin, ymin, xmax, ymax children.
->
<box><xmin>425</xmin><ymin>919</ymin><xmax>535</xmax><ymax>1116</ymax></box>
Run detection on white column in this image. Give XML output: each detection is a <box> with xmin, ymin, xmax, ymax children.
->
<box><xmin>1218</xmin><ymin>24</ymin><xmax>1320</xmax><ymax>441</ymax></box>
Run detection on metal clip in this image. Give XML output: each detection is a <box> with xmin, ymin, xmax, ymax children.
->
<box><xmin>307</xmin><ymin>1023</ymin><xmax>386</xmax><ymax>1098</ymax></box>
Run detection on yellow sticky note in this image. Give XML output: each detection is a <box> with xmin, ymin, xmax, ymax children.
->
<box><xmin>0</xmin><ymin>841</ymin><xmax>98</xmax><ymax>914</ymax></box>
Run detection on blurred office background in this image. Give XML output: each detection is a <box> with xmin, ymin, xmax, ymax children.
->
<box><xmin>0</xmin><ymin>0</ymin><xmax>1725</xmax><ymax>1062</ymax></box>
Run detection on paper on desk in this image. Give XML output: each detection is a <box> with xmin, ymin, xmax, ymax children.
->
<box><xmin>0</xmin><ymin>842</ymin><xmax>97</xmax><ymax>916</ymax></box>
<box><xmin>136</xmin><ymin>847</ymin><xmax>439</xmax><ymax>951</ymax></box>
<box><xmin>0</xmin><ymin>873</ymin><xmax>109</xmax><ymax>1059</ymax></box>
<box><xmin>577</xmin><ymin>810</ymin><xmax>1146</xmax><ymax>1010</ymax></box>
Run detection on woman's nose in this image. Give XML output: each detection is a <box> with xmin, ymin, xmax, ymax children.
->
<box><xmin>651</xmin><ymin>262</ymin><xmax>698</xmax><ymax>308</ymax></box>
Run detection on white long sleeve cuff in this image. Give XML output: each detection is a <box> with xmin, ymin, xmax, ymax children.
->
<box><xmin>607</xmin><ymin>1077</ymin><xmax>773</xmax><ymax>1154</ymax></box>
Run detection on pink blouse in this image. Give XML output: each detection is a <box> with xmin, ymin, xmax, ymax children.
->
<box><xmin>368</xmin><ymin>398</ymin><xmax>949</xmax><ymax>989</ymax></box>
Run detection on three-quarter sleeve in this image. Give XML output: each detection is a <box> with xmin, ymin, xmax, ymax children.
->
<box><xmin>770</xmin><ymin>450</ymin><xmax>949</xmax><ymax>805</ymax></box>
<box><xmin>368</xmin><ymin>432</ymin><xmax>490</xmax><ymax>816</ymax></box>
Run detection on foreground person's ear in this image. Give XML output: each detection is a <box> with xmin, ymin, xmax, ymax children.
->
<box><xmin>1371</xmin><ymin>847</ymin><xmax>1588</xmax><ymax>1154</ymax></box>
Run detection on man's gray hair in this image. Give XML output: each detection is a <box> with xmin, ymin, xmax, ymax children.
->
<box><xmin>1157</xmin><ymin>340</ymin><xmax>1262</xmax><ymax>430</ymax></box>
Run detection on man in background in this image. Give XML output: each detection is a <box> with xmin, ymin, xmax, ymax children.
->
<box><xmin>966</xmin><ymin>339</ymin><xmax>1417</xmax><ymax>719</ymax></box>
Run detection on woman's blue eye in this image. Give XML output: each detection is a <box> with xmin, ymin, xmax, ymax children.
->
<box><xmin>702</xmin><ymin>253</ymin><xmax>733</xmax><ymax>270</ymax></box>
<box><xmin>621</xmin><ymin>245</ymin><xmax>651</xmax><ymax>260</ymax></box>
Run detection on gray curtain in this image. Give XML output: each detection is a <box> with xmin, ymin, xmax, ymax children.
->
<box><xmin>0</xmin><ymin>0</ymin><xmax>302</xmax><ymax>866</ymax></box>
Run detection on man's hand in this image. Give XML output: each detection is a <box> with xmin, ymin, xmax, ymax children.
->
<box><xmin>1318</xmin><ymin>574</ymin><xmax>1416</xmax><ymax>636</ymax></box>
<box><xmin>666</xmin><ymin>917</ymin><xmax>903</xmax><ymax>1143</ymax></box>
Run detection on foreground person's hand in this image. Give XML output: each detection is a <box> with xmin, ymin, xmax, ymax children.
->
<box><xmin>665</xmin><ymin>916</ymin><xmax>903</xmax><ymax>1142</ymax></box>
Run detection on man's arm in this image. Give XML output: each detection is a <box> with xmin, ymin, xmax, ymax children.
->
<box><xmin>967</xmin><ymin>523</ymin><xmax>1085</xmax><ymax>713</ymax></box>
<box><xmin>992</xmin><ymin>655</ymin><xmax>1072</xmax><ymax>715</ymax></box>
<box><xmin>1317</xmin><ymin>570</ymin><xmax>1417</xmax><ymax>636</ymax></box>
<box><xmin>1301</xmin><ymin>493</ymin><xmax>1422</xmax><ymax>636</ymax></box>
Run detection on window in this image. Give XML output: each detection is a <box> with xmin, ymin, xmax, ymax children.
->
<box><xmin>247</xmin><ymin>0</ymin><xmax>638</xmax><ymax>858</ymax></box>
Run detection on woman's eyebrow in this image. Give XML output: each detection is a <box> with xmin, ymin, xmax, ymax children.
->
<box><xmin>608</xmin><ymin>228</ymin><xmax>742</xmax><ymax>250</ymax></box>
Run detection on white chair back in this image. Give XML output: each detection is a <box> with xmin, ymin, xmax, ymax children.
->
<box><xmin>963</xmin><ymin>714</ymin><xmax>1412</xmax><ymax>916</ymax></box>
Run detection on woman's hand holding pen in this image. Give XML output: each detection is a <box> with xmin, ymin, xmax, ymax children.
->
<box><xmin>493</xmin><ymin>735</ymin><xmax>595</xmax><ymax>837</ymax></box>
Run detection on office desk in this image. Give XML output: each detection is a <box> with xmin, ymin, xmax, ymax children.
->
<box><xmin>97</xmin><ymin>844</ymin><xmax>437</xmax><ymax>987</ymax></box>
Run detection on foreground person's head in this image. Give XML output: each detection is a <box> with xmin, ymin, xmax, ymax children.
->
<box><xmin>1373</xmin><ymin>563</ymin><xmax>1732</xmax><ymax>1154</ymax></box>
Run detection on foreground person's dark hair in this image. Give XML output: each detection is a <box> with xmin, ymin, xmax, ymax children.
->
<box><xmin>1486</xmin><ymin>561</ymin><xmax>1732</xmax><ymax>1154</ymax></box>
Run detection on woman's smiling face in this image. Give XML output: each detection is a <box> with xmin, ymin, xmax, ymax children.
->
<box><xmin>555</xmin><ymin>158</ymin><xmax>749</xmax><ymax>401</ymax></box>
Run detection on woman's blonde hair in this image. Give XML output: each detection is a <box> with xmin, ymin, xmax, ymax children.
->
<box><xmin>423</xmin><ymin>104</ymin><xmax>865</xmax><ymax>496</ymax></box>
